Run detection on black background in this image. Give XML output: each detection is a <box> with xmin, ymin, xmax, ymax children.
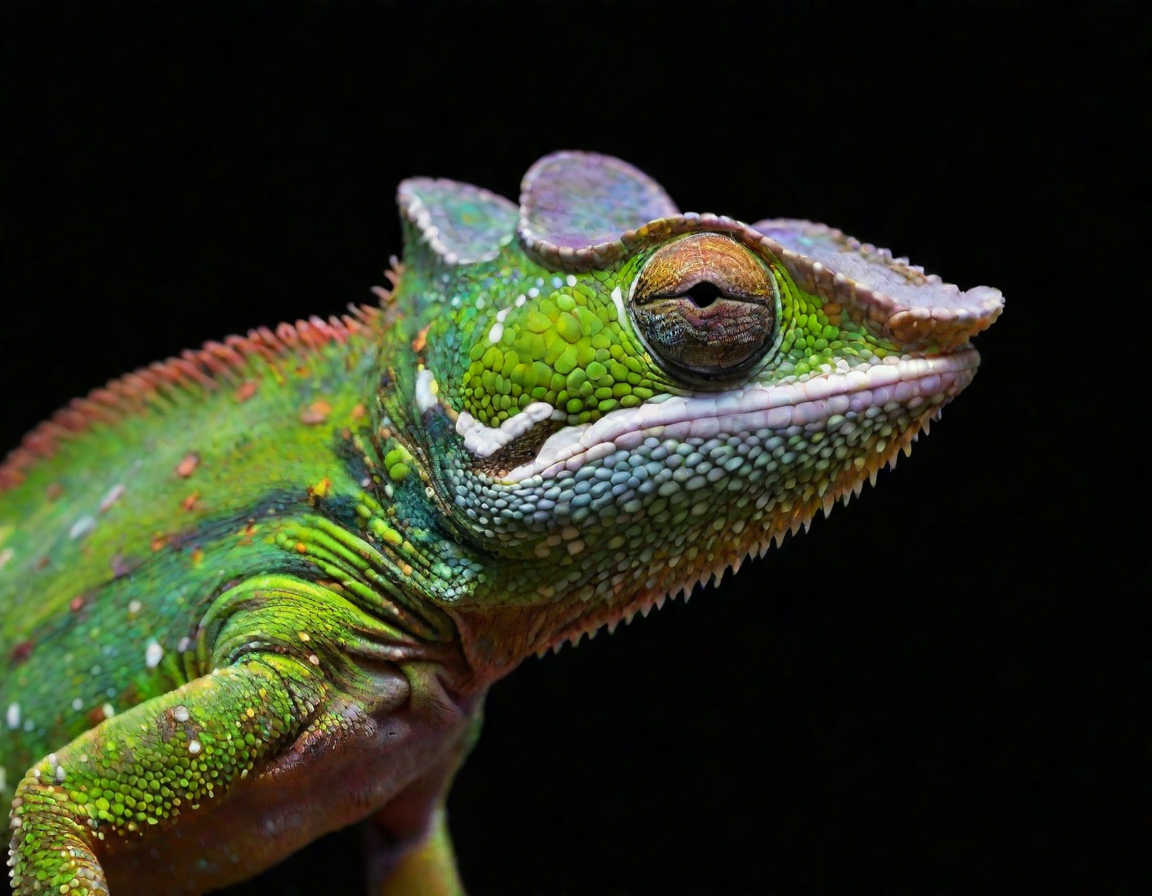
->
<box><xmin>3</xmin><ymin>4</ymin><xmax>1145</xmax><ymax>894</ymax></box>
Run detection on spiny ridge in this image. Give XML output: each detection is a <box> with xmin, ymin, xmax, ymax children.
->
<box><xmin>0</xmin><ymin>302</ymin><xmax>390</xmax><ymax>492</ymax></box>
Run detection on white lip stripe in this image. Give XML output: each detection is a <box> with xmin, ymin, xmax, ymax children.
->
<box><xmin>456</xmin><ymin>402</ymin><xmax>558</xmax><ymax>457</ymax></box>
<box><xmin>503</xmin><ymin>350</ymin><xmax>978</xmax><ymax>483</ymax></box>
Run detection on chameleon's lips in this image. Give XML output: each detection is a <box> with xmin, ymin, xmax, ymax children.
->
<box><xmin>503</xmin><ymin>348</ymin><xmax>980</xmax><ymax>484</ymax></box>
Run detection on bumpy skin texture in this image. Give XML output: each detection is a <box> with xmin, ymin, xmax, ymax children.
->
<box><xmin>0</xmin><ymin>152</ymin><xmax>1002</xmax><ymax>894</ymax></box>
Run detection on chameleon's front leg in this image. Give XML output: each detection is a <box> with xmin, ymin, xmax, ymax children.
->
<box><xmin>7</xmin><ymin>653</ymin><xmax>325</xmax><ymax>895</ymax></box>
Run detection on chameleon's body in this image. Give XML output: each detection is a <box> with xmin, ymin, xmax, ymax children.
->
<box><xmin>0</xmin><ymin>152</ymin><xmax>1002</xmax><ymax>894</ymax></box>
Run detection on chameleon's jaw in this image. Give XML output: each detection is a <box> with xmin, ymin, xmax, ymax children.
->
<box><xmin>504</xmin><ymin>348</ymin><xmax>980</xmax><ymax>485</ymax></box>
<box><xmin>520</xmin><ymin>347</ymin><xmax>982</xmax><ymax>657</ymax></box>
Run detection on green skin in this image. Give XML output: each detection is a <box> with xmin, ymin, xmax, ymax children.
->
<box><xmin>0</xmin><ymin>152</ymin><xmax>1001</xmax><ymax>895</ymax></box>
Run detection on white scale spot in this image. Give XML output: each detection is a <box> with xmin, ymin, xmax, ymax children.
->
<box><xmin>98</xmin><ymin>483</ymin><xmax>126</xmax><ymax>512</ymax></box>
<box><xmin>415</xmin><ymin>368</ymin><xmax>440</xmax><ymax>413</ymax></box>
<box><xmin>488</xmin><ymin>322</ymin><xmax>504</xmax><ymax>343</ymax></box>
<box><xmin>610</xmin><ymin>285</ymin><xmax>627</xmax><ymax>322</ymax></box>
<box><xmin>127</xmin><ymin>600</ymin><xmax>142</xmax><ymax>616</ymax></box>
<box><xmin>71</xmin><ymin>698</ymin><xmax>83</xmax><ymax>712</ymax></box>
<box><xmin>145</xmin><ymin>640</ymin><xmax>164</xmax><ymax>668</ymax></box>
<box><xmin>177</xmin><ymin>637</ymin><xmax>192</xmax><ymax>653</ymax></box>
<box><xmin>102</xmin><ymin>702</ymin><xmax>116</xmax><ymax>719</ymax></box>
<box><xmin>566</xmin><ymin>274</ymin><xmax>577</xmax><ymax>287</ymax></box>
<box><xmin>5</xmin><ymin>702</ymin><xmax>20</xmax><ymax>730</ymax></box>
<box><xmin>188</xmin><ymin>739</ymin><xmax>202</xmax><ymax>756</ymax></box>
<box><xmin>69</xmin><ymin>516</ymin><xmax>97</xmax><ymax>541</ymax></box>
<box><xmin>173</xmin><ymin>705</ymin><xmax>190</xmax><ymax>722</ymax></box>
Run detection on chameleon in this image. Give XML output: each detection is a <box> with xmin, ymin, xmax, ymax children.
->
<box><xmin>0</xmin><ymin>151</ymin><xmax>1002</xmax><ymax>895</ymax></box>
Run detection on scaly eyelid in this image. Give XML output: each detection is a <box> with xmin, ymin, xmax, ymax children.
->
<box><xmin>632</xmin><ymin>232</ymin><xmax>776</xmax><ymax>305</ymax></box>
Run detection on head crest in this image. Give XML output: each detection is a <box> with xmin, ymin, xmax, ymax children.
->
<box><xmin>398</xmin><ymin>152</ymin><xmax>1003</xmax><ymax>346</ymax></box>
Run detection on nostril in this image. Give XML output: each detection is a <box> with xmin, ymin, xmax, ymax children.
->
<box><xmin>685</xmin><ymin>281</ymin><xmax>723</xmax><ymax>308</ymax></box>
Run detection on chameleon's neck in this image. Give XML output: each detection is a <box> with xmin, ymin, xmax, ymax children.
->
<box><xmin>359</xmin><ymin>329</ymin><xmax>577</xmax><ymax>688</ymax></box>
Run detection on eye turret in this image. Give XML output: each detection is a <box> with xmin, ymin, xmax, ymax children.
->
<box><xmin>630</xmin><ymin>233</ymin><xmax>779</xmax><ymax>380</ymax></box>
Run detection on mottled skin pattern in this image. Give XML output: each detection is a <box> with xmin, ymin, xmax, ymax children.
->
<box><xmin>0</xmin><ymin>152</ymin><xmax>1002</xmax><ymax>894</ymax></box>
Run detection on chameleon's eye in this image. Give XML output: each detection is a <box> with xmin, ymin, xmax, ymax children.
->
<box><xmin>630</xmin><ymin>233</ymin><xmax>778</xmax><ymax>380</ymax></box>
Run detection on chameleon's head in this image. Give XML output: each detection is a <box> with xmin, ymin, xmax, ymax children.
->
<box><xmin>388</xmin><ymin>152</ymin><xmax>1002</xmax><ymax>658</ymax></box>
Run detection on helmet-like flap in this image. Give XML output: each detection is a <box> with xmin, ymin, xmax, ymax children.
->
<box><xmin>518</xmin><ymin>151</ymin><xmax>680</xmax><ymax>269</ymax></box>
<box><xmin>752</xmin><ymin>218</ymin><xmax>1003</xmax><ymax>348</ymax></box>
<box><xmin>398</xmin><ymin>177</ymin><xmax>518</xmax><ymax>266</ymax></box>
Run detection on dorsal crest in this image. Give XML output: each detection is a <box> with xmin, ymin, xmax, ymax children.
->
<box><xmin>0</xmin><ymin>305</ymin><xmax>387</xmax><ymax>491</ymax></box>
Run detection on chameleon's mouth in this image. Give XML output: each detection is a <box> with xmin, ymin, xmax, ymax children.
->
<box><xmin>504</xmin><ymin>348</ymin><xmax>981</xmax><ymax>485</ymax></box>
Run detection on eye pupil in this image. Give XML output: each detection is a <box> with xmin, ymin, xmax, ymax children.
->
<box><xmin>684</xmin><ymin>281</ymin><xmax>723</xmax><ymax>308</ymax></box>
